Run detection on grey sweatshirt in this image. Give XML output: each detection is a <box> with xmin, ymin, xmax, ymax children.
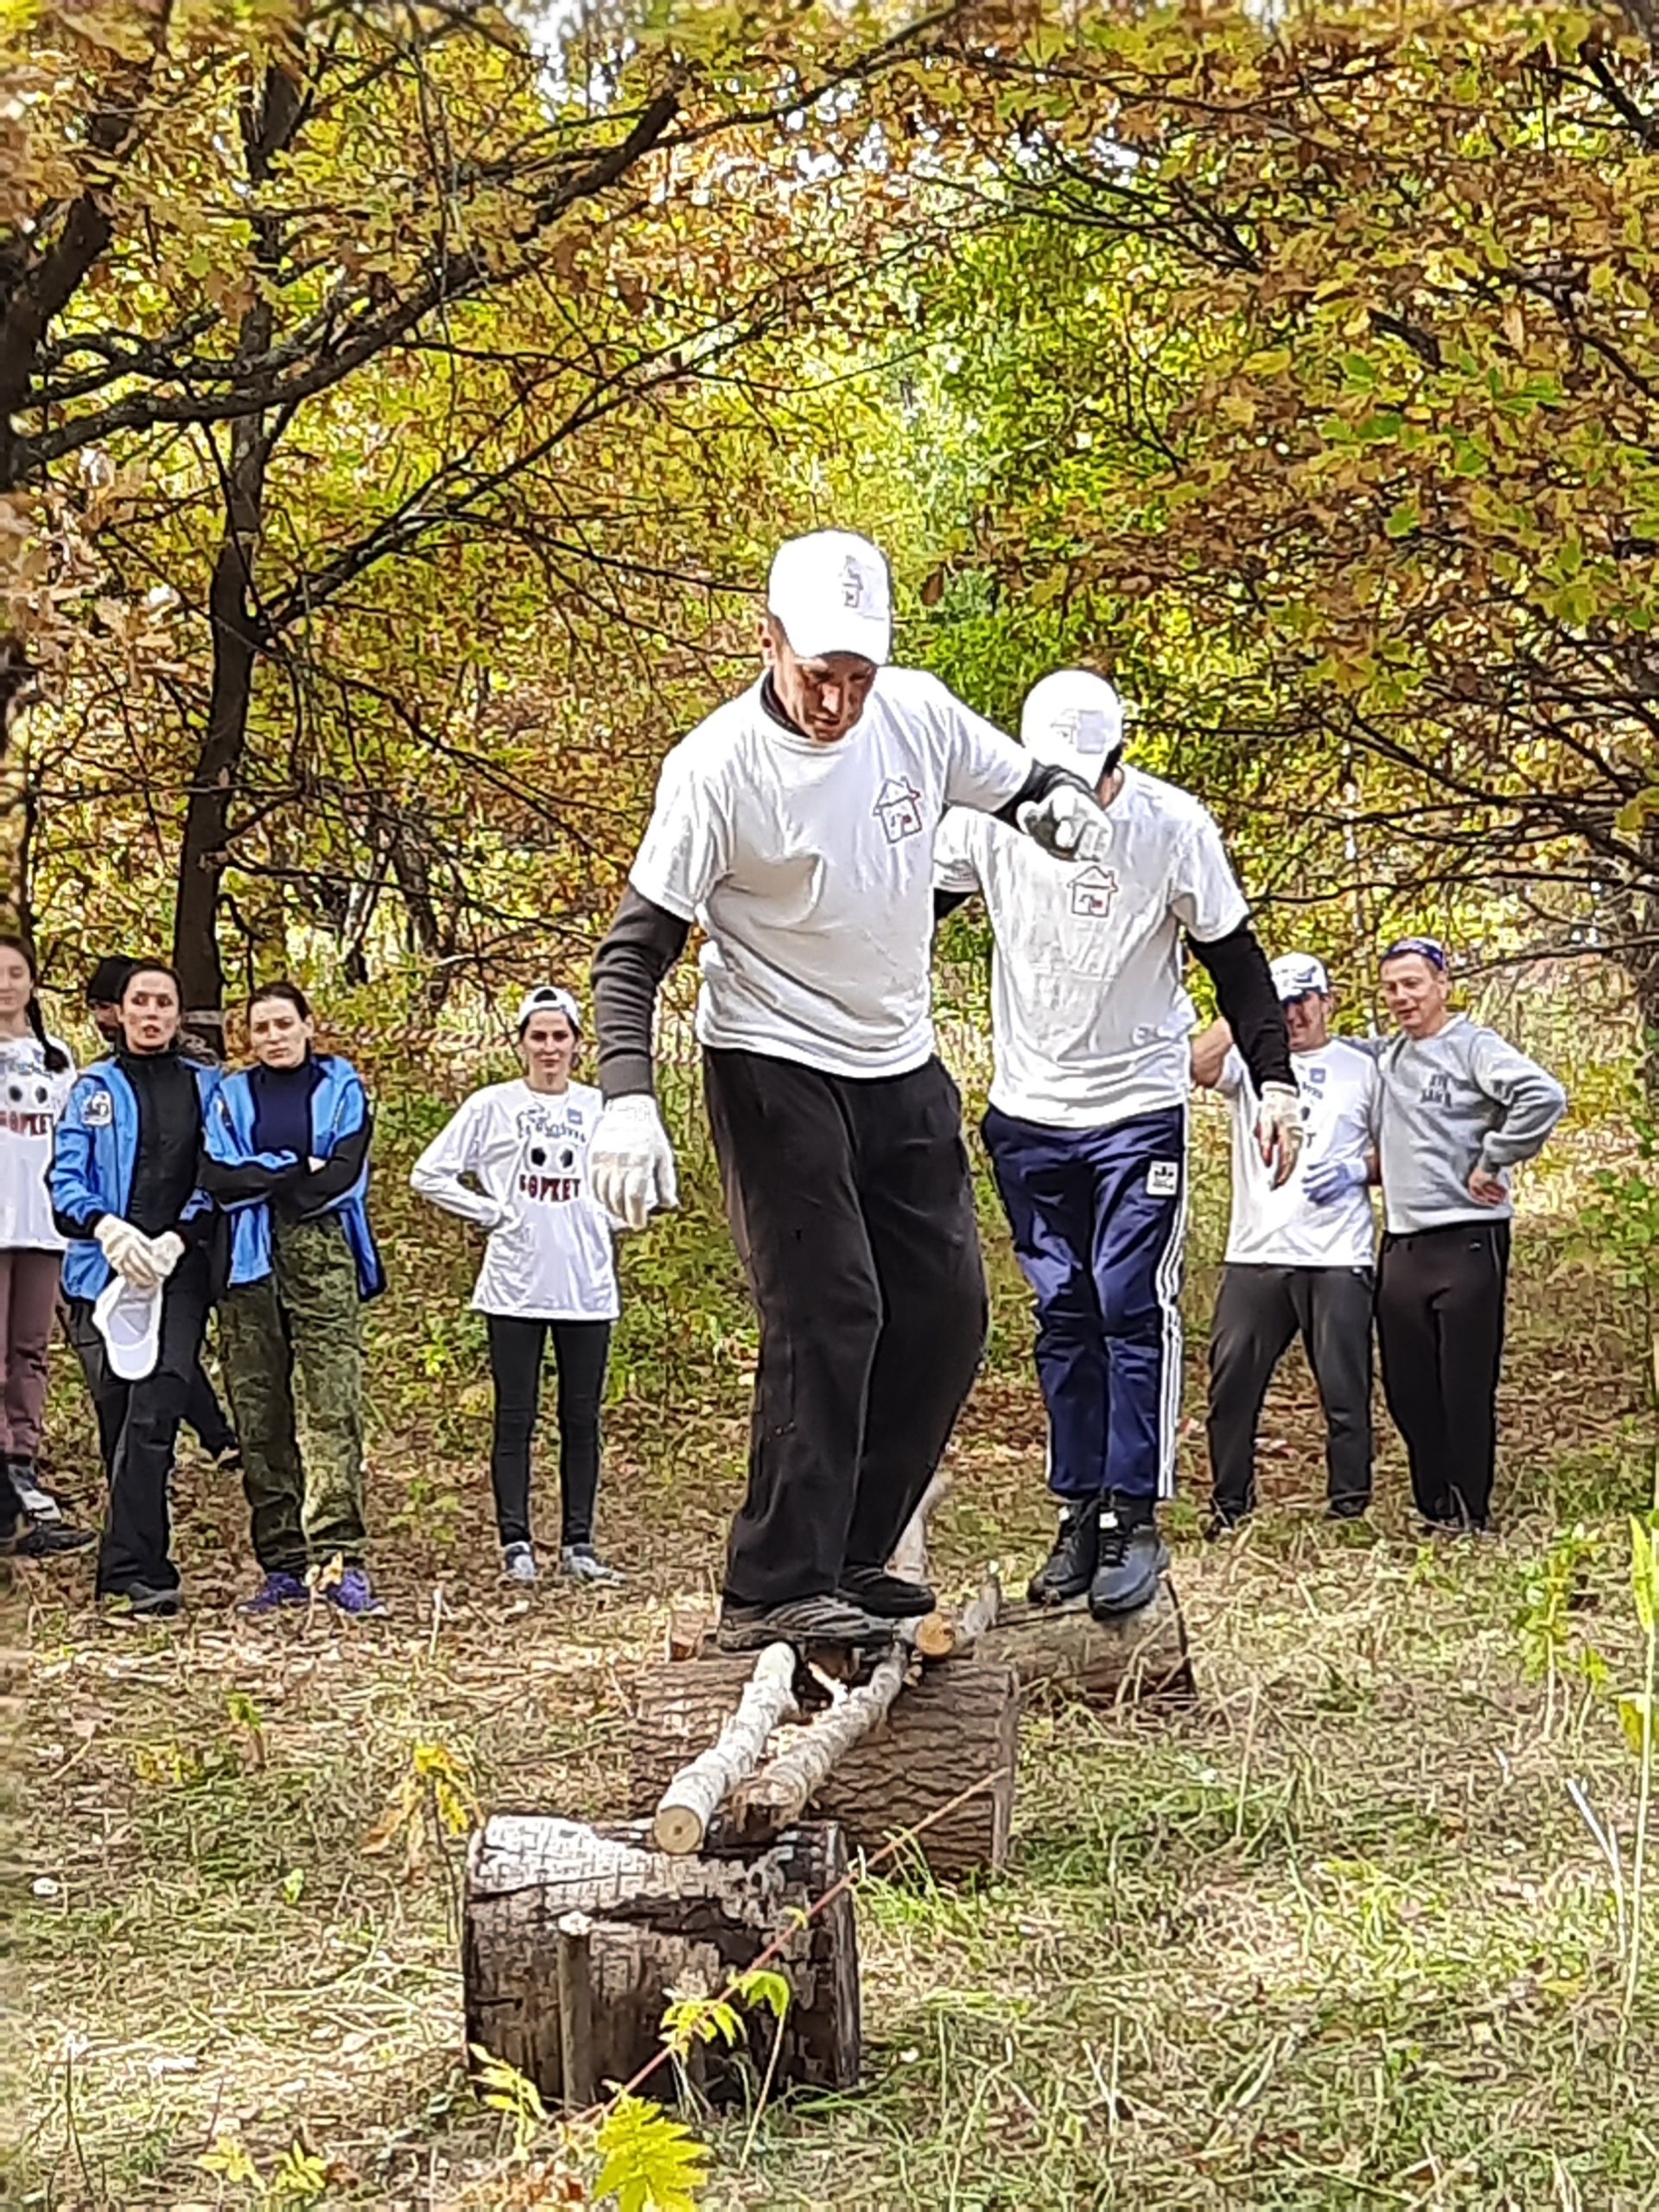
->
<box><xmin>1370</xmin><ymin>1015</ymin><xmax>1567</xmax><ymax>1233</ymax></box>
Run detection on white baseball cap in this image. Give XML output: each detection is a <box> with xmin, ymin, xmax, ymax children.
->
<box><xmin>1020</xmin><ymin>669</ymin><xmax>1127</xmax><ymax>779</ymax></box>
<box><xmin>766</xmin><ymin>531</ymin><xmax>893</xmax><ymax>665</ymax></box>
<box><xmin>1270</xmin><ymin>953</ymin><xmax>1331</xmax><ymax>1001</ymax></box>
<box><xmin>514</xmin><ymin>985</ymin><xmax>582</xmax><ymax>1035</ymax></box>
<box><xmin>93</xmin><ymin>1274</ymin><xmax>162</xmax><ymax>1382</ymax></box>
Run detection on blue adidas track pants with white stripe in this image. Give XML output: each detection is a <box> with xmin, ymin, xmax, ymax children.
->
<box><xmin>982</xmin><ymin>1103</ymin><xmax>1187</xmax><ymax>1503</ymax></box>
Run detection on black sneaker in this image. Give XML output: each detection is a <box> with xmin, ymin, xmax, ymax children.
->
<box><xmin>716</xmin><ymin>1592</ymin><xmax>889</xmax><ymax>1652</ymax></box>
<box><xmin>1204</xmin><ymin>1501</ymin><xmax>1252</xmax><ymax>1542</ymax></box>
<box><xmin>1028</xmin><ymin>1498</ymin><xmax>1100</xmax><ymax>1605</ymax></box>
<box><xmin>1088</xmin><ymin>1494</ymin><xmax>1169</xmax><ymax>1619</ymax></box>
<box><xmin>101</xmin><ymin>1581</ymin><xmax>181</xmax><ymax>1619</ymax></box>
<box><xmin>16</xmin><ymin>1522</ymin><xmax>94</xmax><ymax>1558</ymax></box>
<box><xmin>837</xmin><ymin>1562</ymin><xmax>935</xmax><ymax>1617</ymax></box>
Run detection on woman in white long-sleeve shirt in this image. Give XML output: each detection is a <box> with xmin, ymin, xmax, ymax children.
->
<box><xmin>411</xmin><ymin>987</ymin><xmax>621</xmax><ymax>1585</ymax></box>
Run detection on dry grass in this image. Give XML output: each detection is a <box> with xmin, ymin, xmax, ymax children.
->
<box><xmin>7</xmin><ymin>1122</ymin><xmax>1658</xmax><ymax>2211</ymax></box>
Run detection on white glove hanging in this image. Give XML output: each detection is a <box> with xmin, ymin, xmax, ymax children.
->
<box><xmin>147</xmin><ymin>1230</ymin><xmax>185</xmax><ymax>1281</ymax></box>
<box><xmin>1254</xmin><ymin>1082</ymin><xmax>1305</xmax><ymax>1190</ymax></box>
<box><xmin>1016</xmin><ymin>778</ymin><xmax>1113</xmax><ymax>866</ymax></box>
<box><xmin>589</xmin><ymin>1094</ymin><xmax>679</xmax><ymax>1234</ymax></box>
<box><xmin>94</xmin><ymin>1215</ymin><xmax>163</xmax><ymax>1290</ymax></box>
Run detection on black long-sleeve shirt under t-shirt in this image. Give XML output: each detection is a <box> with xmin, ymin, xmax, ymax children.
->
<box><xmin>592</xmin><ymin>676</ymin><xmax>1089</xmax><ymax>1099</ymax></box>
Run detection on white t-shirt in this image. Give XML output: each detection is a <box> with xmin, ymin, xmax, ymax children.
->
<box><xmin>0</xmin><ymin>1032</ymin><xmax>75</xmax><ymax>1252</ymax></box>
<box><xmin>629</xmin><ymin>668</ymin><xmax>1032</xmax><ymax>1078</ymax></box>
<box><xmin>1219</xmin><ymin>1039</ymin><xmax>1377</xmax><ymax>1268</ymax></box>
<box><xmin>410</xmin><ymin>1079</ymin><xmax>620</xmax><ymax>1322</ymax></box>
<box><xmin>933</xmin><ymin>766</ymin><xmax>1249</xmax><ymax>1128</ymax></box>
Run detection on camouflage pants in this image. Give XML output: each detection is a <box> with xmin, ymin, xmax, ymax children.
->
<box><xmin>220</xmin><ymin>1214</ymin><xmax>365</xmax><ymax>1576</ymax></box>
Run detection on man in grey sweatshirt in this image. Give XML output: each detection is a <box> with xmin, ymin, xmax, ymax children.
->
<box><xmin>1370</xmin><ymin>937</ymin><xmax>1567</xmax><ymax>1529</ymax></box>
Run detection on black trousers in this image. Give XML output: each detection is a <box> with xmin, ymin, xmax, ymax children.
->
<box><xmin>64</xmin><ymin>1301</ymin><xmax>234</xmax><ymax>1467</ymax></box>
<box><xmin>1376</xmin><ymin>1220</ymin><xmax>1510</xmax><ymax>1528</ymax></box>
<box><xmin>1206</xmin><ymin>1262</ymin><xmax>1375</xmax><ymax>1519</ymax></box>
<box><xmin>69</xmin><ymin>1249</ymin><xmax>211</xmax><ymax>1595</ymax></box>
<box><xmin>486</xmin><ymin>1314</ymin><xmax>612</xmax><ymax>1548</ymax></box>
<box><xmin>703</xmin><ymin>1047</ymin><xmax>988</xmax><ymax>1607</ymax></box>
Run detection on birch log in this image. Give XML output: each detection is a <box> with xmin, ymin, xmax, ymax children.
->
<box><xmin>730</xmin><ymin>1643</ymin><xmax>913</xmax><ymax>1842</ymax></box>
<box><xmin>652</xmin><ymin>1641</ymin><xmax>799</xmax><ymax>1854</ymax></box>
<box><xmin>889</xmin><ymin>1470</ymin><xmax>951</xmax><ymax>1586</ymax></box>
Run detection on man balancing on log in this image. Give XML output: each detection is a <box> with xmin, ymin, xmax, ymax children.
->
<box><xmin>589</xmin><ymin>530</ymin><xmax>1115</xmax><ymax>1654</ymax></box>
<box><xmin>933</xmin><ymin>671</ymin><xmax>1299</xmax><ymax>1620</ymax></box>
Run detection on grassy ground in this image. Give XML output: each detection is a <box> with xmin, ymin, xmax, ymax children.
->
<box><xmin>7</xmin><ymin>1109</ymin><xmax>1658</xmax><ymax>2211</ymax></box>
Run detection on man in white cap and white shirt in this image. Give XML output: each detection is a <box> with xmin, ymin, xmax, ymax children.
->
<box><xmin>1191</xmin><ymin>952</ymin><xmax>1379</xmax><ymax>1531</ymax></box>
<box><xmin>933</xmin><ymin>670</ymin><xmax>1300</xmax><ymax>1619</ymax></box>
<box><xmin>588</xmin><ymin>531</ymin><xmax>1115</xmax><ymax>1650</ymax></box>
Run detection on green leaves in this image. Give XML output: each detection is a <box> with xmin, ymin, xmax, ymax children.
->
<box><xmin>594</xmin><ymin>2095</ymin><xmax>709</xmax><ymax>2212</ymax></box>
<box><xmin>1632</xmin><ymin>1515</ymin><xmax>1659</xmax><ymax>1643</ymax></box>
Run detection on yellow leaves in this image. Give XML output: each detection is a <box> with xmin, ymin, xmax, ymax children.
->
<box><xmin>361</xmin><ymin>1738</ymin><xmax>479</xmax><ymax>1877</ymax></box>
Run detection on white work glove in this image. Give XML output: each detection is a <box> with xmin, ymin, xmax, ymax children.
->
<box><xmin>1255</xmin><ymin>1082</ymin><xmax>1304</xmax><ymax>1190</ymax></box>
<box><xmin>147</xmin><ymin>1230</ymin><xmax>185</xmax><ymax>1281</ymax></box>
<box><xmin>1016</xmin><ymin>778</ymin><xmax>1111</xmax><ymax>865</ymax></box>
<box><xmin>94</xmin><ymin>1215</ymin><xmax>162</xmax><ymax>1289</ymax></box>
<box><xmin>588</xmin><ymin>1094</ymin><xmax>678</xmax><ymax>1233</ymax></box>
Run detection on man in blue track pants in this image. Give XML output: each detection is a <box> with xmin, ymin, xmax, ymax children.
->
<box><xmin>934</xmin><ymin>671</ymin><xmax>1300</xmax><ymax>1618</ymax></box>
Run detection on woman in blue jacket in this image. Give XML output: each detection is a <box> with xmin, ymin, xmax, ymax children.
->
<box><xmin>200</xmin><ymin>982</ymin><xmax>385</xmax><ymax>1616</ymax></box>
<box><xmin>50</xmin><ymin>961</ymin><xmax>219</xmax><ymax>1615</ymax></box>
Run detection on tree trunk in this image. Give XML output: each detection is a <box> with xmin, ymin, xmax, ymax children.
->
<box><xmin>632</xmin><ymin>1655</ymin><xmax>1020</xmax><ymax>1881</ymax></box>
<box><xmin>463</xmin><ymin>1815</ymin><xmax>860</xmax><ymax>2105</ymax></box>
<box><xmin>170</xmin><ymin>60</ymin><xmax>302</xmax><ymax>1048</ymax></box>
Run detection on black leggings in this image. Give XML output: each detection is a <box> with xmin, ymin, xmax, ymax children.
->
<box><xmin>486</xmin><ymin>1315</ymin><xmax>612</xmax><ymax>1548</ymax></box>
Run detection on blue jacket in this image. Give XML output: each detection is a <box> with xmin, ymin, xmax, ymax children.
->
<box><xmin>52</xmin><ymin>1058</ymin><xmax>221</xmax><ymax>1302</ymax></box>
<box><xmin>205</xmin><ymin>1053</ymin><xmax>385</xmax><ymax>1299</ymax></box>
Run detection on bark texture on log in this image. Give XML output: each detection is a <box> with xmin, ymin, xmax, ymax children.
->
<box><xmin>730</xmin><ymin>1643</ymin><xmax>912</xmax><ymax>1842</ymax></box>
<box><xmin>464</xmin><ymin>1816</ymin><xmax>858</xmax><ymax>2105</ymax></box>
<box><xmin>632</xmin><ymin>1656</ymin><xmax>1018</xmax><ymax>1880</ymax></box>
<box><xmin>977</xmin><ymin>1580</ymin><xmax>1193</xmax><ymax>1705</ymax></box>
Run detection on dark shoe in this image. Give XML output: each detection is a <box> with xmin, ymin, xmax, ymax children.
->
<box><xmin>325</xmin><ymin>1565</ymin><xmax>386</xmax><ymax>1617</ymax></box>
<box><xmin>16</xmin><ymin>1522</ymin><xmax>94</xmax><ymax>1558</ymax></box>
<box><xmin>8</xmin><ymin>1459</ymin><xmax>63</xmax><ymax>1523</ymax></box>
<box><xmin>238</xmin><ymin>1569</ymin><xmax>309</xmax><ymax>1614</ymax></box>
<box><xmin>1326</xmin><ymin>1497</ymin><xmax>1370</xmax><ymax>1522</ymax></box>
<box><xmin>102</xmin><ymin>1581</ymin><xmax>181</xmax><ymax>1618</ymax></box>
<box><xmin>213</xmin><ymin>1446</ymin><xmax>244</xmax><ymax>1477</ymax></box>
<box><xmin>716</xmin><ymin>1593</ymin><xmax>888</xmax><ymax>1652</ymax></box>
<box><xmin>838</xmin><ymin>1562</ymin><xmax>935</xmax><ymax>1617</ymax></box>
<box><xmin>1028</xmin><ymin>1498</ymin><xmax>1100</xmax><ymax>1605</ymax></box>
<box><xmin>1203</xmin><ymin>1504</ymin><xmax>1251</xmax><ymax>1543</ymax></box>
<box><xmin>1088</xmin><ymin>1495</ymin><xmax>1169</xmax><ymax>1619</ymax></box>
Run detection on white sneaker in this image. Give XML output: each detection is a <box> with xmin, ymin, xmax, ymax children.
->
<box><xmin>502</xmin><ymin>1541</ymin><xmax>537</xmax><ymax>1585</ymax></box>
<box><xmin>561</xmin><ymin>1543</ymin><xmax>624</xmax><ymax>1586</ymax></box>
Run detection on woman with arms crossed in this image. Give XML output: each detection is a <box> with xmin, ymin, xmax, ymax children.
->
<box><xmin>412</xmin><ymin>988</ymin><xmax>622</xmax><ymax>1586</ymax></box>
<box><xmin>200</xmin><ymin>983</ymin><xmax>385</xmax><ymax>1616</ymax></box>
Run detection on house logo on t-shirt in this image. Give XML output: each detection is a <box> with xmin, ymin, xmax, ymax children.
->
<box><xmin>874</xmin><ymin>776</ymin><xmax>925</xmax><ymax>844</ymax></box>
<box><xmin>1068</xmin><ymin>864</ymin><xmax>1119</xmax><ymax>920</ymax></box>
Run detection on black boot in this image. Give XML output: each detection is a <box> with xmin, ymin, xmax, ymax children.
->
<box><xmin>838</xmin><ymin>1562</ymin><xmax>936</xmax><ymax>1617</ymax></box>
<box><xmin>1027</xmin><ymin>1498</ymin><xmax>1100</xmax><ymax>1606</ymax></box>
<box><xmin>1088</xmin><ymin>1493</ymin><xmax>1169</xmax><ymax>1618</ymax></box>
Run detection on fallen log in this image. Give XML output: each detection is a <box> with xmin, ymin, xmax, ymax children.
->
<box><xmin>652</xmin><ymin>1641</ymin><xmax>798</xmax><ymax>1854</ymax></box>
<box><xmin>632</xmin><ymin>1653</ymin><xmax>1018</xmax><ymax>1880</ymax></box>
<box><xmin>976</xmin><ymin>1580</ymin><xmax>1194</xmax><ymax>1705</ymax></box>
<box><xmin>464</xmin><ymin>1815</ymin><xmax>859</xmax><ymax>2105</ymax></box>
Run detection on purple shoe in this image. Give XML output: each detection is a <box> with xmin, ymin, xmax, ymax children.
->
<box><xmin>239</xmin><ymin>1570</ymin><xmax>309</xmax><ymax>1614</ymax></box>
<box><xmin>326</xmin><ymin>1565</ymin><xmax>386</xmax><ymax>1617</ymax></box>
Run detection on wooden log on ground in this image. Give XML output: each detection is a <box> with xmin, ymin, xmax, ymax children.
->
<box><xmin>976</xmin><ymin>1579</ymin><xmax>1194</xmax><ymax>1706</ymax></box>
<box><xmin>464</xmin><ymin>1815</ymin><xmax>859</xmax><ymax>2105</ymax></box>
<box><xmin>632</xmin><ymin>1653</ymin><xmax>1018</xmax><ymax>1880</ymax></box>
<box><xmin>652</xmin><ymin>1642</ymin><xmax>798</xmax><ymax>1854</ymax></box>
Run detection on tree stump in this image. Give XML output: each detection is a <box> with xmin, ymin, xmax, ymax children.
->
<box><xmin>631</xmin><ymin>1654</ymin><xmax>1019</xmax><ymax>1881</ymax></box>
<box><xmin>464</xmin><ymin>1815</ymin><xmax>859</xmax><ymax>2107</ymax></box>
<box><xmin>976</xmin><ymin>1580</ymin><xmax>1194</xmax><ymax>1705</ymax></box>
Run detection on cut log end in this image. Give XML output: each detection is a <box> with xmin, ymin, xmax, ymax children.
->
<box><xmin>652</xmin><ymin>1802</ymin><xmax>707</xmax><ymax>1856</ymax></box>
